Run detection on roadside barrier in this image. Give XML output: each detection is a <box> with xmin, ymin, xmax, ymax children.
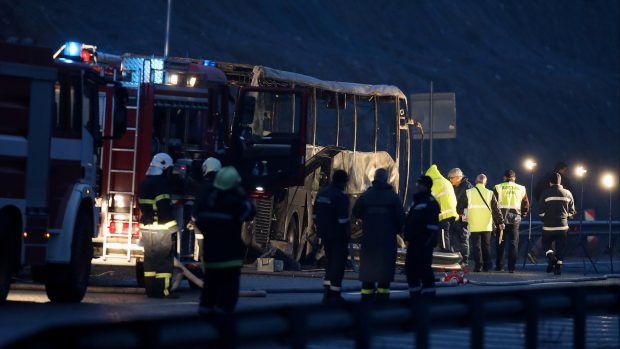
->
<box><xmin>6</xmin><ymin>283</ymin><xmax>618</xmax><ymax>349</ymax></box>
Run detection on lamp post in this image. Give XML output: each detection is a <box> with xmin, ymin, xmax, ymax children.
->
<box><xmin>601</xmin><ymin>173</ymin><xmax>615</xmax><ymax>273</ymax></box>
<box><xmin>522</xmin><ymin>159</ymin><xmax>536</xmax><ymax>269</ymax></box>
<box><xmin>574</xmin><ymin>166</ymin><xmax>598</xmax><ymax>274</ymax></box>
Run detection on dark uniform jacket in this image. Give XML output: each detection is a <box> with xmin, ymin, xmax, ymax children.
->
<box><xmin>454</xmin><ymin>177</ymin><xmax>473</xmax><ymax>202</ymax></box>
<box><xmin>538</xmin><ymin>184</ymin><xmax>576</xmax><ymax>231</ymax></box>
<box><xmin>313</xmin><ymin>184</ymin><xmax>351</xmax><ymax>240</ymax></box>
<box><xmin>194</xmin><ymin>187</ymin><xmax>255</xmax><ymax>268</ymax></box>
<box><xmin>138</xmin><ymin>174</ymin><xmax>178</xmax><ymax>230</ymax></box>
<box><xmin>404</xmin><ymin>191</ymin><xmax>440</xmax><ymax>249</ymax></box>
<box><xmin>352</xmin><ymin>182</ymin><xmax>405</xmax><ymax>283</ymax></box>
<box><xmin>534</xmin><ymin>172</ymin><xmax>574</xmax><ymax>202</ymax></box>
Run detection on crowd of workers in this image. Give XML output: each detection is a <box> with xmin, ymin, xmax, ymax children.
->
<box><xmin>137</xmin><ymin>151</ymin><xmax>576</xmax><ymax>312</ymax></box>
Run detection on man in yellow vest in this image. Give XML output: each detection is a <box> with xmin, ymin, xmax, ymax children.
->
<box><xmin>457</xmin><ymin>174</ymin><xmax>504</xmax><ymax>272</ymax></box>
<box><xmin>425</xmin><ymin>165</ymin><xmax>459</xmax><ymax>253</ymax></box>
<box><xmin>493</xmin><ymin>170</ymin><xmax>530</xmax><ymax>273</ymax></box>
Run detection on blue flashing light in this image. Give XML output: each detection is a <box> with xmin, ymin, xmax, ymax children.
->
<box><xmin>203</xmin><ymin>59</ymin><xmax>216</xmax><ymax>67</ymax></box>
<box><xmin>63</xmin><ymin>41</ymin><xmax>81</xmax><ymax>57</ymax></box>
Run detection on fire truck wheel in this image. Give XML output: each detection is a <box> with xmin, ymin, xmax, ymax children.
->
<box><xmin>0</xmin><ymin>212</ymin><xmax>15</xmax><ymax>303</ymax></box>
<box><xmin>45</xmin><ymin>210</ymin><xmax>93</xmax><ymax>303</ymax></box>
<box><xmin>135</xmin><ymin>259</ymin><xmax>145</xmax><ymax>287</ymax></box>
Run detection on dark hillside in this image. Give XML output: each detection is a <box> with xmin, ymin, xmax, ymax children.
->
<box><xmin>1</xmin><ymin>0</ymin><xmax>618</xmax><ymax>215</ymax></box>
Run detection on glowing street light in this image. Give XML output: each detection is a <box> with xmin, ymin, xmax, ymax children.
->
<box><xmin>573</xmin><ymin>165</ymin><xmax>598</xmax><ymax>274</ymax></box>
<box><xmin>575</xmin><ymin>166</ymin><xmax>587</xmax><ymax>178</ymax></box>
<box><xmin>602</xmin><ymin>173</ymin><xmax>615</xmax><ymax>189</ymax></box>
<box><xmin>524</xmin><ymin>159</ymin><xmax>537</xmax><ymax>172</ymax></box>
<box><xmin>522</xmin><ymin>157</ymin><xmax>537</xmax><ymax>269</ymax></box>
<box><xmin>601</xmin><ymin>172</ymin><xmax>616</xmax><ymax>273</ymax></box>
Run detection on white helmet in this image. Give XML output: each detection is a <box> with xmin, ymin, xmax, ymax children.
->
<box><xmin>146</xmin><ymin>153</ymin><xmax>173</xmax><ymax>175</ymax></box>
<box><xmin>202</xmin><ymin>157</ymin><xmax>222</xmax><ymax>176</ymax></box>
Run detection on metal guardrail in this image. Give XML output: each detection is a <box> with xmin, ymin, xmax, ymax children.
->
<box><xmin>6</xmin><ymin>284</ymin><xmax>619</xmax><ymax>349</ymax></box>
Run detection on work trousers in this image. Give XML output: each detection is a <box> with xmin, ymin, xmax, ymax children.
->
<box><xmin>200</xmin><ymin>267</ymin><xmax>241</xmax><ymax>313</ymax></box>
<box><xmin>406</xmin><ymin>244</ymin><xmax>435</xmax><ymax>291</ymax></box>
<box><xmin>323</xmin><ymin>235</ymin><xmax>349</xmax><ymax>290</ymax></box>
<box><xmin>437</xmin><ymin>217</ymin><xmax>456</xmax><ymax>252</ymax></box>
<box><xmin>470</xmin><ymin>232</ymin><xmax>492</xmax><ymax>271</ymax></box>
<box><xmin>449</xmin><ymin>220</ymin><xmax>470</xmax><ymax>264</ymax></box>
<box><xmin>542</xmin><ymin>230</ymin><xmax>568</xmax><ymax>261</ymax></box>
<box><xmin>142</xmin><ymin>230</ymin><xmax>176</xmax><ymax>298</ymax></box>
<box><xmin>495</xmin><ymin>223</ymin><xmax>520</xmax><ymax>271</ymax></box>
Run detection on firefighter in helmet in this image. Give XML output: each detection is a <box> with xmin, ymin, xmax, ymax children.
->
<box><xmin>194</xmin><ymin>166</ymin><xmax>255</xmax><ymax>314</ymax></box>
<box><xmin>138</xmin><ymin>153</ymin><xmax>180</xmax><ymax>298</ymax></box>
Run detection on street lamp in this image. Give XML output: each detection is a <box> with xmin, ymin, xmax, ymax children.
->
<box><xmin>574</xmin><ymin>166</ymin><xmax>598</xmax><ymax>274</ymax></box>
<box><xmin>522</xmin><ymin>158</ymin><xmax>536</xmax><ymax>269</ymax></box>
<box><xmin>601</xmin><ymin>173</ymin><xmax>615</xmax><ymax>273</ymax></box>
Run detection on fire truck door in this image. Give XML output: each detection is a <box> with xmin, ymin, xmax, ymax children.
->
<box><xmin>232</xmin><ymin>87</ymin><xmax>308</xmax><ymax>194</ymax></box>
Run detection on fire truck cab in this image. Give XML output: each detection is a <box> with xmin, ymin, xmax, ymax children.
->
<box><xmin>0</xmin><ymin>43</ymin><xmax>128</xmax><ymax>303</ymax></box>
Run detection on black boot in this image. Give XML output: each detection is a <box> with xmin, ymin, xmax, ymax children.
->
<box><xmin>554</xmin><ymin>260</ymin><xmax>562</xmax><ymax>275</ymax></box>
<box><xmin>545</xmin><ymin>250</ymin><xmax>557</xmax><ymax>273</ymax></box>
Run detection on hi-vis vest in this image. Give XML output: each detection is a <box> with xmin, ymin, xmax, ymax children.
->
<box><xmin>426</xmin><ymin>165</ymin><xmax>459</xmax><ymax>221</ymax></box>
<box><xmin>466</xmin><ymin>184</ymin><xmax>494</xmax><ymax>232</ymax></box>
<box><xmin>494</xmin><ymin>181</ymin><xmax>526</xmax><ymax>214</ymax></box>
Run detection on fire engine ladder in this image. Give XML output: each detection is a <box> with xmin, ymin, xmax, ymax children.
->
<box><xmin>102</xmin><ymin>82</ymin><xmax>141</xmax><ymax>262</ymax></box>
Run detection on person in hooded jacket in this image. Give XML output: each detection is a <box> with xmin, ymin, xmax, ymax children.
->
<box><xmin>352</xmin><ymin>168</ymin><xmax>405</xmax><ymax>302</ymax></box>
<box><xmin>404</xmin><ymin>176</ymin><xmax>440</xmax><ymax>297</ymax></box>
<box><xmin>313</xmin><ymin>170</ymin><xmax>351</xmax><ymax>304</ymax></box>
<box><xmin>194</xmin><ymin>166</ymin><xmax>255</xmax><ymax>314</ymax></box>
<box><xmin>138</xmin><ymin>153</ymin><xmax>180</xmax><ymax>298</ymax></box>
<box><xmin>425</xmin><ymin>165</ymin><xmax>459</xmax><ymax>253</ymax></box>
<box><xmin>448</xmin><ymin>168</ymin><xmax>473</xmax><ymax>266</ymax></box>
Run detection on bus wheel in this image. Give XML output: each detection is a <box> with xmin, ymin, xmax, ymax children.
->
<box><xmin>45</xmin><ymin>210</ymin><xmax>93</xmax><ymax>303</ymax></box>
<box><xmin>286</xmin><ymin>215</ymin><xmax>305</xmax><ymax>262</ymax></box>
<box><xmin>0</xmin><ymin>212</ymin><xmax>15</xmax><ymax>303</ymax></box>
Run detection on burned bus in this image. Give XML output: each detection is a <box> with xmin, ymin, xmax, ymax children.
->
<box><xmin>220</xmin><ymin>64</ymin><xmax>415</xmax><ymax>263</ymax></box>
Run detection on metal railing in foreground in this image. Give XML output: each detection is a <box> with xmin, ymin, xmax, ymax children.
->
<box><xmin>7</xmin><ymin>284</ymin><xmax>619</xmax><ymax>349</ymax></box>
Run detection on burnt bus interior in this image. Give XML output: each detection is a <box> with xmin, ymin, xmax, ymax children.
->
<box><xmin>219</xmin><ymin>63</ymin><xmax>412</xmax><ymax>262</ymax></box>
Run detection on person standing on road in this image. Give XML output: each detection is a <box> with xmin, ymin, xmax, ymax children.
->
<box><xmin>194</xmin><ymin>166</ymin><xmax>255</xmax><ymax>314</ymax></box>
<box><xmin>138</xmin><ymin>153</ymin><xmax>180</xmax><ymax>298</ymax></box>
<box><xmin>457</xmin><ymin>174</ymin><xmax>504</xmax><ymax>272</ymax></box>
<box><xmin>352</xmin><ymin>168</ymin><xmax>405</xmax><ymax>303</ymax></box>
<box><xmin>493</xmin><ymin>170</ymin><xmax>530</xmax><ymax>273</ymax></box>
<box><xmin>313</xmin><ymin>170</ymin><xmax>351</xmax><ymax>304</ymax></box>
<box><xmin>405</xmin><ymin>176</ymin><xmax>440</xmax><ymax>297</ymax></box>
<box><xmin>425</xmin><ymin>165</ymin><xmax>459</xmax><ymax>253</ymax></box>
<box><xmin>528</xmin><ymin>162</ymin><xmax>574</xmax><ymax>264</ymax></box>
<box><xmin>448</xmin><ymin>168</ymin><xmax>473</xmax><ymax>267</ymax></box>
<box><xmin>538</xmin><ymin>172</ymin><xmax>576</xmax><ymax>275</ymax></box>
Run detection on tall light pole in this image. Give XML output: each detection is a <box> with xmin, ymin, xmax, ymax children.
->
<box><xmin>522</xmin><ymin>158</ymin><xmax>536</xmax><ymax>269</ymax></box>
<box><xmin>164</xmin><ymin>0</ymin><xmax>172</xmax><ymax>58</ymax></box>
<box><xmin>574</xmin><ymin>166</ymin><xmax>598</xmax><ymax>274</ymax></box>
<box><xmin>601</xmin><ymin>173</ymin><xmax>615</xmax><ymax>273</ymax></box>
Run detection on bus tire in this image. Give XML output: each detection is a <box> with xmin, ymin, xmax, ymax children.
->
<box><xmin>286</xmin><ymin>215</ymin><xmax>305</xmax><ymax>262</ymax></box>
<box><xmin>45</xmin><ymin>209</ymin><xmax>93</xmax><ymax>303</ymax></box>
<box><xmin>0</xmin><ymin>212</ymin><xmax>15</xmax><ymax>303</ymax></box>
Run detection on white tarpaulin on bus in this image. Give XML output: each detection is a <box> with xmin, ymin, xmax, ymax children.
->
<box><xmin>251</xmin><ymin>66</ymin><xmax>406</xmax><ymax>99</ymax></box>
<box><xmin>306</xmin><ymin>146</ymin><xmax>398</xmax><ymax>195</ymax></box>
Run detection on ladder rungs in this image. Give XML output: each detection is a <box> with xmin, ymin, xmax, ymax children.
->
<box><xmin>112</xmin><ymin>148</ymin><xmax>135</xmax><ymax>152</ymax></box>
<box><xmin>110</xmin><ymin>169</ymin><xmax>134</xmax><ymax>174</ymax></box>
<box><xmin>126</xmin><ymin>106</ymin><xmax>138</xmax><ymax>110</ymax></box>
<box><xmin>108</xmin><ymin>191</ymin><xmax>134</xmax><ymax>195</ymax></box>
<box><xmin>126</xmin><ymin>127</ymin><xmax>137</xmax><ymax>131</ymax></box>
<box><xmin>103</xmin><ymin>242</ymin><xmax>144</xmax><ymax>251</ymax></box>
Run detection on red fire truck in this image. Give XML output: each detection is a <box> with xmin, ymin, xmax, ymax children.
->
<box><xmin>0</xmin><ymin>42</ymin><xmax>128</xmax><ymax>302</ymax></box>
<box><xmin>56</xmin><ymin>43</ymin><xmax>308</xmax><ymax>282</ymax></box>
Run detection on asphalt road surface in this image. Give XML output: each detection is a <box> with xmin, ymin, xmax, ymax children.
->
<box><xmin>2</xmin><ymin>260</ymin><xmax>619</xmax><ymax>348</ymax></box>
